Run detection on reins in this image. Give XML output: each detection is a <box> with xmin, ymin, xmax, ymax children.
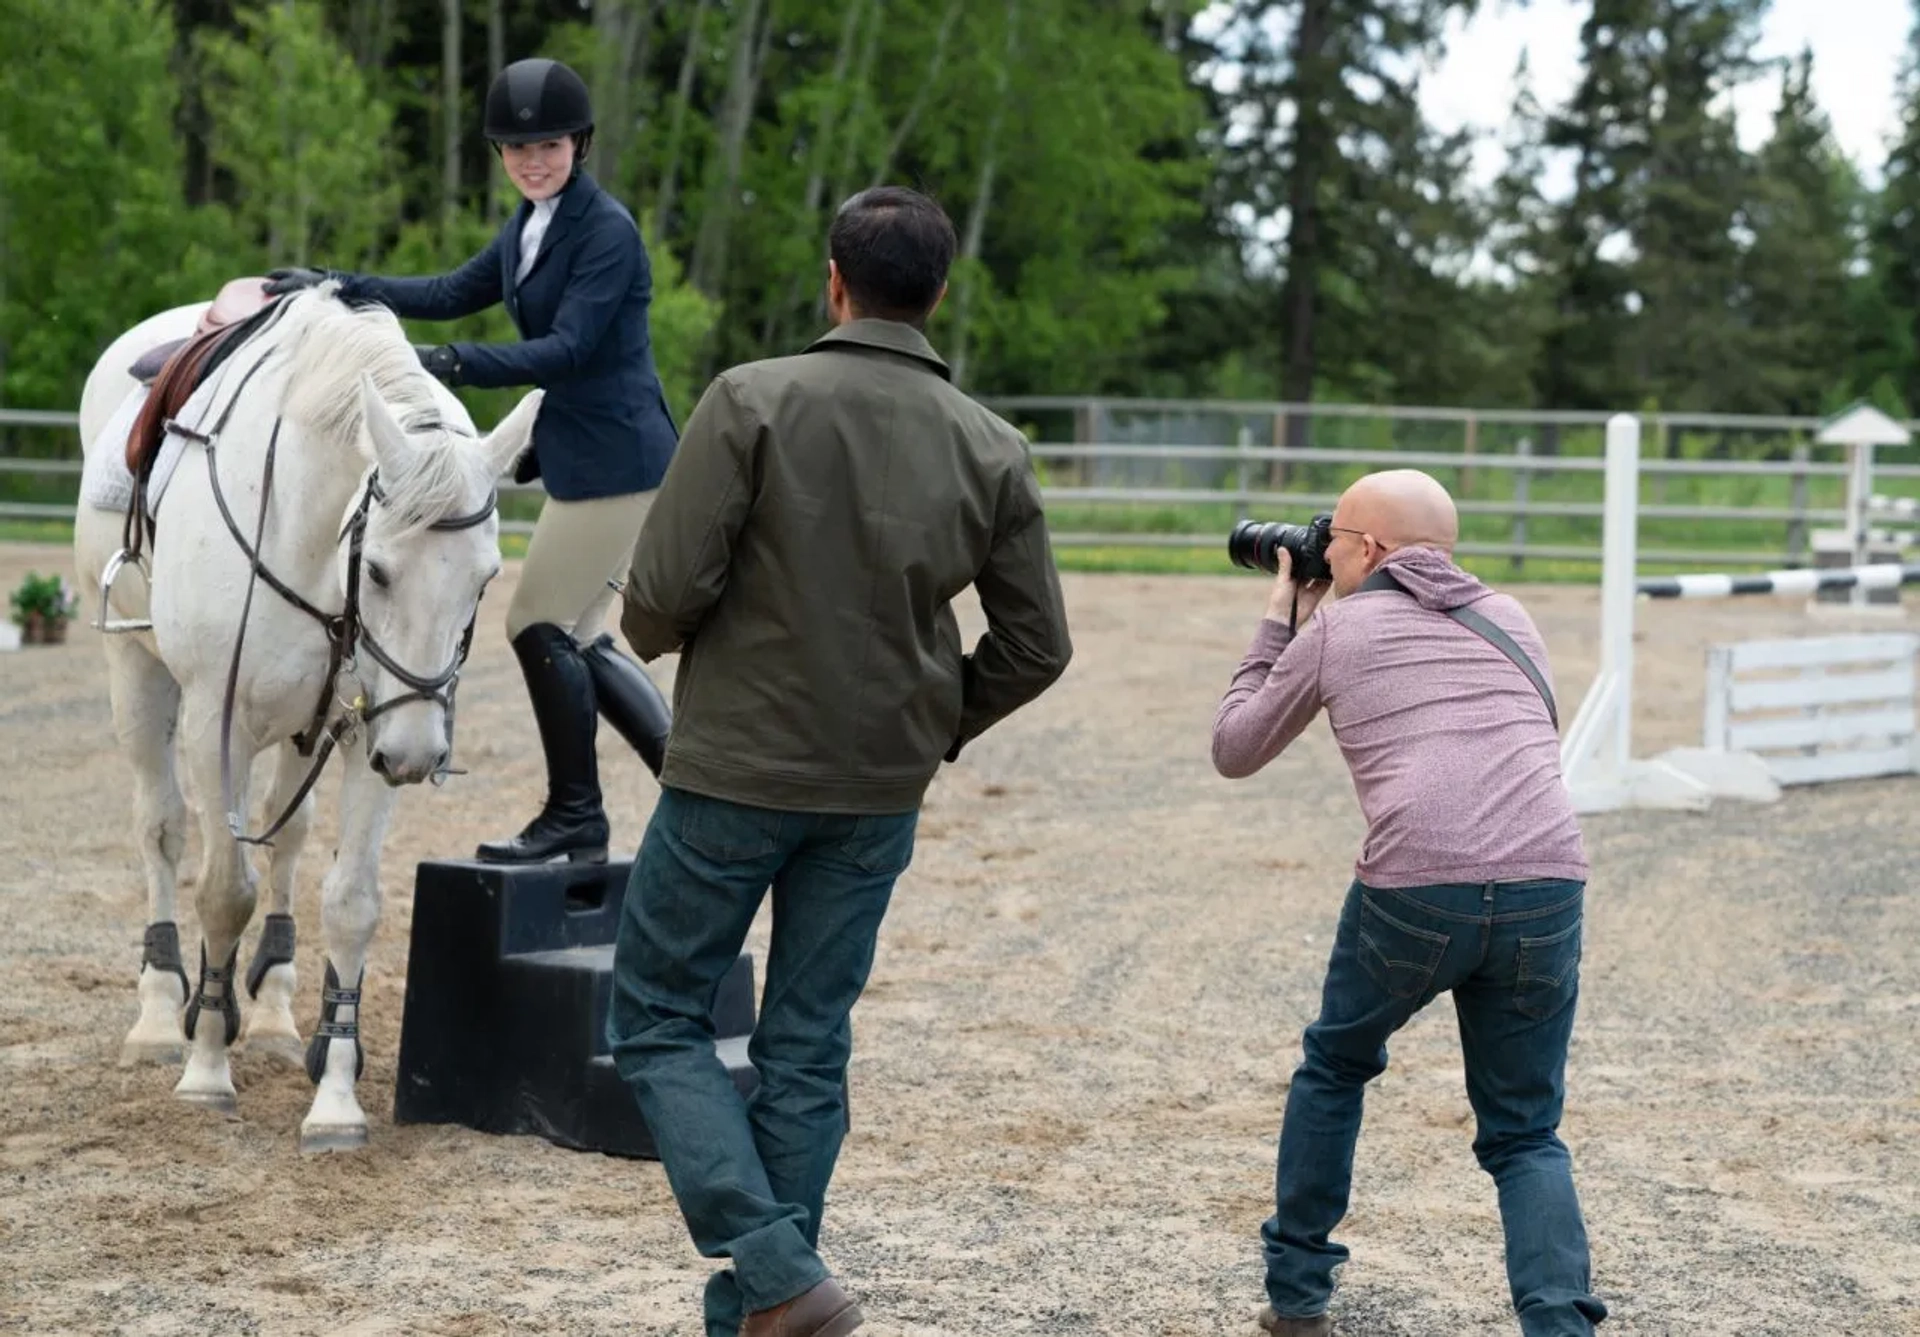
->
<box><xmin>164</xmin><ymin>319</ymin><xmax>499</xmax><ymax>845</ymax></box>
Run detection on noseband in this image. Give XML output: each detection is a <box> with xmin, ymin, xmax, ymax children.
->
<box><xmin>202</xmin><ymin>393</ymin><xmax>498</xmax><ymax>846</ymax></box>
<box><xmin>334</xmin><ymin>470</ymin><xmax>497</xmax><ymax>730</ymax></box>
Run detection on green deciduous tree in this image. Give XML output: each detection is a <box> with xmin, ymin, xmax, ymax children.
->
<box><xmin>0</xmin><ymin>0</ymin><xmax>232</xmax><ymax>408</ymax></box>
<box><xmin>197</xmin><ymin>0</ymin><xmax>401</xmax><ymax>270</ymax></box>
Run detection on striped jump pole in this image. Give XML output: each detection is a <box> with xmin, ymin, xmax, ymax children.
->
<box><xmin>1869</xmin><ymin>494</ymin><xmax>1920</xmax><ymax>521</ymax></box>
<box><xmin>1637</xmin><ymin>563</ymin><xmax>1920</xmax><ymax>600</ymax></box>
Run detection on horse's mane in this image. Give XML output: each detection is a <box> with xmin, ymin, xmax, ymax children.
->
<box><xmin>276</xmin><ymin>285</ymin><xmax>491</xmax><ymax>528</ymax></box>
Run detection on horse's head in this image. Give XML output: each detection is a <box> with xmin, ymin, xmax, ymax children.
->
<box><xmin>348</xmin><ymin>374</ymin><xmax>541</xmax><ymax>785</ymax></box>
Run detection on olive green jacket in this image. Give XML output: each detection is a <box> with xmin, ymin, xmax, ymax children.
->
<box><xmin>621</xmin><ymin>319</ymin><xmax>1072</xmax><ymax>813</ymax></box>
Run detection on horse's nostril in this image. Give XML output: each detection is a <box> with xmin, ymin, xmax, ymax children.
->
<box><xmin>434</xmin><ymin>750</ymin><xmax>450</xmax><ymax>774</ymax></box>
<box><xmin>370</xmin><ymin>749</ymin><xmax>390</xmax><ymax>778</ymax></box>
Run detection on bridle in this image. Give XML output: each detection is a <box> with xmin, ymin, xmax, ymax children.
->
<box><xmin>176</xmin><ymin>338</ymin><xmax>498</xmax><ymax>845</ymax></box>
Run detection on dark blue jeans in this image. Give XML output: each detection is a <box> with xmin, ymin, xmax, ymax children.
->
<box><xmin>1264</xmin><ymin>879</ymin><xmax>1607</xmax><ymax>1336</ymax></box>
<box><xmin>608</xmin><ymin>786</ymin><xmax>917</xmax><ymax>1337</ymax></box>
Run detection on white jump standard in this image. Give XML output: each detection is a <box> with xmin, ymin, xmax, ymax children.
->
<box><xmin>1559</xmin><ymin>414</ymin><xmax>1920</xmax><ymax>813</ymax></box>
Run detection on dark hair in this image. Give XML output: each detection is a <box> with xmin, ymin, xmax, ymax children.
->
<box><xmin>828</xmin><ymin>187</ymin><xmax>957</xmax><ymax>326</ymax></box>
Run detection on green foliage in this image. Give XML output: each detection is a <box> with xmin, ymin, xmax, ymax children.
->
<box><xmin>0</xmin><ymin>0</ymin><xmax>233</xmax><ymax>408</ymax></box>
<box><xmin>1741</xmin><ymin>51</ymin><xmax>1865</xmax><ymax>416</ymax></box>
<box><xmin>8</xmin><ymin>570</ymin><xmax>78</xmax><ymax>626</ymax></box>
<box><xmin>1867</xmin><ymin>11</ymin><xmax>1920</xmax><ymax>414</ymax></box>
<box><xmin>197</xmin><ymin>1</ymin><xmax>400</xmax><ymax>271</ymax></box>
<box><xmin>639</xmin><ymin>224</ymin><xmax>723</xmax><ymax>417</ymax></box>
<box><xmin>6</xmin><ymin>0</ymin><xmax>1920</xmax><ymax>459</ymax></box>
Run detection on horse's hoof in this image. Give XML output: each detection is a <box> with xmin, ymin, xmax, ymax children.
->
<box><xmin>239</xmin><ymin>1031</ymin><xmax>305</xmax><ymax>1070</ymax></box>
<box><xmin>119</xmin><ymin>1037</ymin><xmax>185</xmax><ymax>1066</ymax></box>
<box><xmin>174</xmin><ymin>1086</ymin><xmax>238</xmax><ymax>1115</ymax></box>
<box><xmin>299</xmin><ymin>1123</ymin><xmax>369</xmax><ymax>1154</ymax></box>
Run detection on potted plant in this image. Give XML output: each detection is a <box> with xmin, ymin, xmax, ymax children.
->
<box><xmin>9</xmin><ymin>571</ymin><xmax>81</xmax><ymax>645</ymax></box>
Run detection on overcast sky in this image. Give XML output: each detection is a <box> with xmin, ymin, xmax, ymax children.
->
<box><xmin>1420</xmin><ymin>0</ymin><xmax>1913</xmax><ymax>187</ymax></box>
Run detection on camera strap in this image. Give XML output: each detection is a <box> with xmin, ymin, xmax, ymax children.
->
<box><xmin>1357</xmin><ymin>568</ymin><xmax>1558</xmax><ymax>729</ymax></box>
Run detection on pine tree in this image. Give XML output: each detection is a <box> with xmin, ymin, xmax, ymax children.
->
<box><xmin>1742</xmin><ymin>49</ymin><xmax>1863</xmax><ymax>415</ymax></box>
<box><xmin>1536</xmin><ymin>0</ymin><xmax>1768</xmax><ymax>413</ymax></box>
<box><xmin>1870</xmin><ymin>6</ymin><xmax>1920</xmax><ymax>413</ymax></box>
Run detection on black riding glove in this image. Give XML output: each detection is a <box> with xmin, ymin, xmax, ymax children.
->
<box><xmin>414</xmin><ymin>344</ymin><xmax>463</xmax><ymax>385</ymax></box>
<box><xmin>262</xmin><ymin>266</ymin><xmax>332</xmax><ymax>295</ymax></box>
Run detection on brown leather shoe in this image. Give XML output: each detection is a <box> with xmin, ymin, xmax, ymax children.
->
<box><xmin>740</xmin><ymin>1278</ymin><xmax>864</xmax><ymax>1337</ymax></box>
<box><xmin>1256</xmin><ymin>1306</ymin><xmax>1332</xmax><ymax>1336</ymax></box>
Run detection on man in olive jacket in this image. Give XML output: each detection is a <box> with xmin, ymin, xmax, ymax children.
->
<box><xmin>610</xmin><ymin>186</ymin><xmax>1071</xmax><ymax>1337</ymax></box>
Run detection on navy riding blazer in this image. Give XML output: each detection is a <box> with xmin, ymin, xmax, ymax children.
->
<box><xmin>338</xmin><ymin>170</ymin><xmax>678</xmax><ymax>500</ymax></box>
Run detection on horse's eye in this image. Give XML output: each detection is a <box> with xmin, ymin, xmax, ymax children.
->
<box><xmin>367</xmin><ymin>562</ymin><xmax>391</xmax><ymax>590</ymax></box>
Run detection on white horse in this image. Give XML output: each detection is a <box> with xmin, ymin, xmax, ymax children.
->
<box><xmin>73</xmin><ymin>285</ymin><xmax>540</xmax><ymax>1151</ymax></box>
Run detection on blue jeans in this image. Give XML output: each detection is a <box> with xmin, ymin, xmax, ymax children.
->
<box><xmin>608</xmin><ymin>786</ymin><xmax>917</xmax><ymax>1337</ymax></box>
<box><xmin>1264</xmin><ymin>879</ymin><xmax>1607</xmax><ymax>1336</ymax></box>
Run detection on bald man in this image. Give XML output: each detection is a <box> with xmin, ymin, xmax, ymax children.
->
<box><xmin>1212</xmin><ymin>470</ymin><xmax>1605</xmax><ymax>1337</ymax></box>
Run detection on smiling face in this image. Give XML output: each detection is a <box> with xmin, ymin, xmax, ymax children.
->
<box><xmin>498</xmin><ymin>137</ymin><xmax>575</xmax><ymax>202</ymax></box>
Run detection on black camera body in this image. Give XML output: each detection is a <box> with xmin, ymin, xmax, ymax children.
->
<box><xmin>1228</xmin><ymin>513</ymin><xmax>1335</xmax><ymax>581</ymax></box>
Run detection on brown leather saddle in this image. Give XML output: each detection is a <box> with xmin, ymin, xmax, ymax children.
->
<box><xmin>124</xmin><ymin>277</ymin><xmax>279</xmax><ymax>477</ymax></box>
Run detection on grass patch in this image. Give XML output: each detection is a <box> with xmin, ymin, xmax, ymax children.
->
<box><xmin>0</xmin><ymin>520</ymin><xmax>74</xmax><ymax>545</ymax></box>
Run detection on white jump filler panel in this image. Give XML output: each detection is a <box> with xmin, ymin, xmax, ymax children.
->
<box><xmin>1703</xmin><ymin>633</ymin><xmax>1920</xmax><ymax>786</ymax></box>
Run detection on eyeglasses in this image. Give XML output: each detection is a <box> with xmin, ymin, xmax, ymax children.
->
<box><xmin>1326</xmin><ymin>524</ymin><xmax>1369</xmax><ymax>544</ymax></box>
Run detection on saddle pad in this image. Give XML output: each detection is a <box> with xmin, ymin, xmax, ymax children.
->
<box><xmin>79</xmin><ymin>386</ymin><xmax>150</xmax><ymax>513</ymax></box>
<box><xmin>79</xmin><ymin>376</ymin><xmax>218</xmax><ymax>520</ymax></box>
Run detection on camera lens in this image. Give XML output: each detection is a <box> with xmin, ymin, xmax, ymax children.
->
<box><xmin>1227</xmin><ymin>517</ymin><xmax>1333</xmax><ymax>581</ymax></box>
<box><xmin>1228</xmin><ymin>520</ymin><xmax>1280</xmax><ymax>574</ymax></box>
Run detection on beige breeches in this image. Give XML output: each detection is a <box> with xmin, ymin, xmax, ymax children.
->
<box><xmin>505</xmin><ymin>488</ymin><xmax>656</xmax><ymax>642</ymax></box>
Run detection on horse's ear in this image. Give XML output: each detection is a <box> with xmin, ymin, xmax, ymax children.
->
<box><xmin>358</xmin><ymin>373</ymin><xmax>414</xmax><ymax>475</ymax></box>
<box><xmin>481</xmin><ymin>389</ymin><xmax>545</xmax><ymax>480</ymax></box>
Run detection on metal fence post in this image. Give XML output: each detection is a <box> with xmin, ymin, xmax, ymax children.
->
<box><xmin>1788</xmin><ymin>441</ymin><xmax>1810</xmax><ymax>566</ymax></box>
<box><xmin>1234</xmin><ymin>423</ymin><xmax>1252</xmax><ymax>522</ymax></box>
<box><xmin>1510</xmin><ymin>435</ymin><xmax>1532</xmax><ymax>575</ymax></box>
<box><xmin>1461</xmin><ymin>412</ymin><xmax>1478</xmax><ymax>497</ymax></box>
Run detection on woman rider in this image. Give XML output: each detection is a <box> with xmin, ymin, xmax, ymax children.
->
<box><xmin>267</xmin><ymin>57</ymin><xmax>674</xmax><ymax>865</ymax></box>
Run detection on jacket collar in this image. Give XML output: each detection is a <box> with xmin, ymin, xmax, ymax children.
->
<box><xmin>802</xmin><ymin>320</ymin><xmax>950</xmax><ymax>379</ymax></box>
<box><xmin>510</xmin><ymin>169</ymin><xmax>599</xmax><ymax>290</ymax></box>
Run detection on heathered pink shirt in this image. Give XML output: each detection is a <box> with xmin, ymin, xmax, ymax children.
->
<box><xmin>1212</xmin><ymin>546</ymin><xmax>1588</xmax><ymax>889</ymax></box>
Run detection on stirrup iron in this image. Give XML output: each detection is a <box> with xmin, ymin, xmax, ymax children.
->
<box><xmin>95</xmin><ymin>547</ymin><xmax>154</xmax><ymax>634</ymax></box>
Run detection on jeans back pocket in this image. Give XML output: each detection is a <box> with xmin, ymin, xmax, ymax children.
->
<box><xmin>1358</xmin><ymin>893</ymin><xmax>1450</xmax><ymax>1000</ymax></box>
<box><xmin>835</xmin><ymin>812</ymin><xmax>919</xmax><ymax>877</ymax></box>
<box><xmin>677</xmin><ymin>795</ymin><xmax>784</xmax><ymax>863</ymax></box>
<box><xmin>1514</xmin><ymin>916</ymin><xmax>1582</xmax><ymax>1020</ymax></box>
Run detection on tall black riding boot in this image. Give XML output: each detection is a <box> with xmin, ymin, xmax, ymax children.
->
<box><xmin>580</xmin><ymin>633</ymin><xmax>672</xmax><ymax>778</ymax></box>
<box><xmin>476</xmin><ymin>623</ymin><xmax>611</xmax><ymax>864</ymax></box>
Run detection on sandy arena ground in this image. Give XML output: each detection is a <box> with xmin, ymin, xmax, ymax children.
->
<box><xmin>0</xmin><ymin>539</ymin><xmax>1916</xmax><ymax>1337</ymax></box>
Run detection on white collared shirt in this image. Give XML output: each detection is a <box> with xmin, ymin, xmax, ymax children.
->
<box><xmin>515</xmin><ymin>197</ymin><xmax>559</xmax><ymax>284</ymax></box>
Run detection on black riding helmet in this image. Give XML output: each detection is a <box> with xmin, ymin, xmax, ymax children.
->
<box><xmin>484</xmin><ymin>58</ymin><xmax>594</xmax><ymax>146</ymax></box>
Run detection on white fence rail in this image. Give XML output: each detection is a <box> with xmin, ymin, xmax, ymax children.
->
<box><xmin>8</xmin><ymin>398</ymin><xmax>1920</xmax><ymax>562</ymax></box>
